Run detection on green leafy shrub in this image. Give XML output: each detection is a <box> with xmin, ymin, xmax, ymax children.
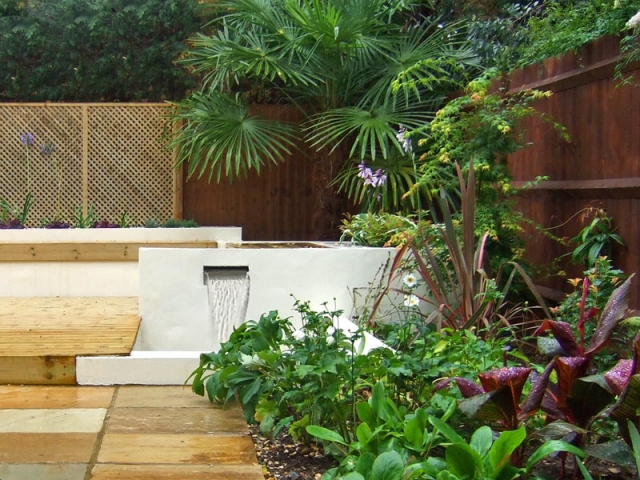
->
<box><xmin>551</xmin><ymin>257</ymin><xmax>627</xmax><ymax>364</ymax></box>
<box><xmin>161</xmin><ymin>218</ymin><xmax>199</xmax><ymax>228</ymax></box>
<box><xmin>408</xmin><ymin>70</ymin><xmax>564</xmax><ymax>270</ymax></box>
<box><xmin>339</xmin><ymin>213</ymin><xmax>429</xmax><ymax>247</ymax></box>
<box><xmin>306</xmin><ymin>381</ymin><xmax>458</xmax><ymax>479</ymax></box>
<box><xmin>0</xmin><ymin>0</ymin><xmax>203</xmax><ymax>101</ymax></box>
<box><xmin>466</xmin><ymin>2</ymin><xmax>544</xmax><ymax>72</ymax></box>
<box><xmin>571</xmin><ymin>209</ymin><xmax>624</xmax><ymax>268</ymax></box>
<box><xmin>515</xmin><ymin>0</ymin><xmax>640</xmax><ymax>68</ymax></box>
<box><xmin>143</xmin><ymin>218</ymin><xmax>161</xmax><ymax>228</ymax></box>
<box><xmin>188</xmin><ymin>296</ymin><xmax>518</xmax><ymax>443</ymax></box>
<box><xmin>308</xmin><ymin>381</ymin><xmax>585</xmax><ymax>480</ymax></box>
<box><xmin>188</xmin><ymin>302</ymin><xmax>388</xmax><ymax>440</ymax></box>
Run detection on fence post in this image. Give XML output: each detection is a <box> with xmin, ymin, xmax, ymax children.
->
<box><xmin>172</xmin><ymin>118</ymin><xmax>184</xmax><ymax>220</ymax></box>
<box><xmin>82</xmin><ymin>105</ymin><xmax>89</xmax><ymax>217</ymax></box>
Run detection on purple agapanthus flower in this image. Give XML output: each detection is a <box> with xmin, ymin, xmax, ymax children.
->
<box><xmin>357</xmin><ymin>162</ymin><xmax>370</xmax><ymax>178</ymax></box>
<box><xmin>357</xmin><ymin>162</ymin><xmax>387</xmax><ymax>187</ymax></box>
<box><xmin>19</xmin><ymin>132</ymin><xmax>34</xmax><ymax>146</ymax></box>
<box><xmin>40</xmin><ymin>143</ymin><xmax>55</xmax><ymax>155</ymax></box>
<box><xmin>371</xmin><ymin>169</ymin><xmax>387</xmax><ymax>187</ymax></box>
<box><xmin>396</xmin><ymin>126</ymin><xmax>412</xmax><ymax>153</ymax></box>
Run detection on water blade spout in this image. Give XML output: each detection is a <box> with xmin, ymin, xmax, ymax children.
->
<box><xmin>203</xmin><ymin>267</ymin><xmax>250</xmax><ymax>344</ymax></box>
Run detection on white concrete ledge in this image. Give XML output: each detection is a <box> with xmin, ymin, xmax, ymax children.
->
<box><xmin>76</xmin><ymin>351</ymin><xmax>201</xmax><ymax>385</ymax></box>
<box><xmin>0</xmin><ymin>226</ymin><xmax>242</xmax><ymax>243</ymax></box>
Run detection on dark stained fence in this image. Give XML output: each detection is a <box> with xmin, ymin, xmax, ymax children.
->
<box><xmin>506</xmin><ymin>35</ymin><xmax>640</xmax><ymax>307</ymax></box>
<box><xmin>181</xmin><ymin>105</ymin><xmax>320</xmax><ymax>241</ymax></box>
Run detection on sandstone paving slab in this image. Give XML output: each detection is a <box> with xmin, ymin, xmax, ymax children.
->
<box><xmin>106</xmin><ymin>407</ymin><xmax>248</xmax><ymax>435</ymax></box>
<box><xmin>0</xmin><ymin>463</ymin><xmax>87</xmax><ymax>480</ymax></box>
<box><xmin>90</xmin><ymin>463</ymin><xmax>264</xmax><ymax>479</ymax></box>
<box><xmin>0</xmin><ymin>433</ymin><xmax>97</xmax><ymax>463</ymax></box>
<box><xmin>97</xmin><ymin>434</ymin><xmax>259</xmax><ymax>465</ymax></box>
<box><xmin>0</xmin><ymin>408</ymin><xmax>107</xmax><ymax>433</ymax></box>
<box><xmin>0</xmin><ymin>385</ymin><xmax>114</xmax><ymax>409</ymax></box>
<box><xmin>114</xmin><ymin>386</ymin><xmax>213</xmax><ymax>408</ymax></box>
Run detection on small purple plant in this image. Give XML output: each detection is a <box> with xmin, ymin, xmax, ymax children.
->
<box><xmin>43</xmin><ymin>219</ymin><xmax>71</xmax><ymax>229</ymax></box>
<box><xmin>357</xmin><ymin>162</ymin><xmax>387</xmax><ymax>187</ymax></box>
<box><xmin>0</xmin><ymin>218</ymin><xmax>25</xmax><ymax>229</ymax></box>
<box><xmin>92</xmin><ymin>220</ymin><xmax>120</xmax><ymax>228</ymax></box>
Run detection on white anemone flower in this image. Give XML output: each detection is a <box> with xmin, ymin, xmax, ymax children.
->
<box><xmin>403</xmin><ymin>273</ymin><xmax>418</xmax><ymax>288</ymax></box>
<box><xmin>627</xmin><ymin>10</ymin><xmax>640</xmax><ymax>28</ymax></box>
<box><xmin>404</xmin><ymin>294</ymin><xmax>420</xmax><ymax>308</ymax></box>
<box><xmin>326</xmin><ymin>336</ymin><xmax>335</xmax><ymax>345</ymax></box>
<box><xmin>326</xmin><ymin>326</ymin><xmax>336</xmax><ymax>336</ymax></box>
<box><xmin>291</xmin><ymin>330</ymin><xmax>305</xmax><ymax>341</ymax></box>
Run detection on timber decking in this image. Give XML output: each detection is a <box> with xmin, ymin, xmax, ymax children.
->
<box><xmin>0</xmin><ymin>297</ymin><xmax>140</xmax><ymax>356</ymax></box>
<box><xmin>0</xmin><ymin>297</ymin><xmax>140</xmax><ymax>384</ymax></box>
<box><xmin>0</xmin><ymin>241</ymin><xmax>219</xmax><ymax>262</ymax></box>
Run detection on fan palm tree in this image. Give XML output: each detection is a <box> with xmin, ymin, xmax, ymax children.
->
<box><xmin>167</xmin><ymin>0</ymin><xmax>481</xmax><ymax>236</ymax></box>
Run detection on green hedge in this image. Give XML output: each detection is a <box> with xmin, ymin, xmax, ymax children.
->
<box><xmin>0</xmin><ymin>0</ymin><xmax>206</xmax><ymax>101</ymax></box>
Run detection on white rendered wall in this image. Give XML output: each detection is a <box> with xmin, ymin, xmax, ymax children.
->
<box><xmin>0</xmin><ymin>261</ymin><xmax>138</xmax><ymax>296</ymax></box>
<box><xmin>135</xmin><ymin>246</ymin><xmax>395</xmax><ymax>352</ymax></box>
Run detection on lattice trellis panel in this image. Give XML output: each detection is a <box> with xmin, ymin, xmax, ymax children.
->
<box><xmin>87</xmin><ymin>105</ymin><xmax>173</xmax><ymax>224</ymax></box>
<box><xmin>0</xmin><ymin>104</ymin><xmax>174</xmax><ymax>226</ymax></box>
<box><xmin>0</xmin><ymin>105</ymin><xmax>83</xmax><ymax>226</ymax></box>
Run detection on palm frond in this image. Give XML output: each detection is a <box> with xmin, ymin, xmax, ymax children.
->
<box><xmin>166</xmin><ymin>91</ymin><xmax>298</xmax><ymax>182</ymax></box>
<box><xmin>185</xmin><ymin>26</ymin><xmax>322</xmax><ymax>90</ymax></box>
<box><xmin>358</xmin><ymin>20</ymin><xmax>481</xmax><ymax>109</ymax></box>
<box><xmin>304</xmin><ymin>103</ymin><xmax>434</xmax><ymax>160</ymax></box>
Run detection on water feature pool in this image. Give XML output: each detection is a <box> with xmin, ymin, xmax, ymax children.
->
<box><xmin>133</xmin><ymin>242</ymin><xmax>396</xmax><ymax>352</ymax></box>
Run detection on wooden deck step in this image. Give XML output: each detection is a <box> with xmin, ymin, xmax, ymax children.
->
<box><xmin>0</xmin><ymin>297</ymin><xmax>140</xmax><ymax>385</ymax></box>
<box><xmin>0</xmin><ymin>297</ymin><xmax>140</xmax><ymax>356</ymax></box>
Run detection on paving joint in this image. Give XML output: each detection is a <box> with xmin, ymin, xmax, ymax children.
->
<box><xmin>83</xmin><ymin>386</ymin><xmax>119</xmax><ymax>480</ymax></box>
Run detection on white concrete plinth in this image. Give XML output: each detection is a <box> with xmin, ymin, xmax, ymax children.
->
<box><xmin>76</xmin><ymin>351</ymin><xmax>201</xmax><ymax>385</ymax></box>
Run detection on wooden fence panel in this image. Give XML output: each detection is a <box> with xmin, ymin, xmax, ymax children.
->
<box><xmin>0</xmin><ymin>103</ymin><xmax>174</xmax><ymax>226</ymax></box>
<box><xmin>507</xmin><ymin>35</ymin><xmax>640</xmax><ymax>308</ymax></box>
<box><xmin>181</xmin><ymin>105</ymin><xmax>319</xmax><ymax>241</ymax></box>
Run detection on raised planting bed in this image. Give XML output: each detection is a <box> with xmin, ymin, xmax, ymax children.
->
<box><xmin>0</xmin><ymin>227</ymin><xmax>242</xmax><ymax>296</ymax></box>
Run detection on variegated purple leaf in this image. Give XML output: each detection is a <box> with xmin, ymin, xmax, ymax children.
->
<box><xmin>554</xmin><ymin>356</ymin><xmax>588</xmax><ymax>408</ymax></box>
<box><xmin>605</xmin><ymin>360</ymin><xmax>633</xmax><ymax>396</ymax></box>
<box><xmin>432</xmin><ymin>378</ymin><xmax>452</xmax><ymax>392</ymax></box>
<box><xmin>534</xmin><ymin>320</ymin><xmax>580</xmax><ymax>356</ymax></box>
<box><xmin>454</xmin><ymin>377</ymin><xmax>484</xmax><ymax>398</ymax></box>
<box><xmin>605</xmin><ymin>331</ymin><xmax>640</xmax><ymax>396</ymax></box>
<box><xmin>520</xmin><ymin>361</ymin><xmax>555</xmax><ymax>419</ymax></box>
<box><xmin>478</xmin><ymin>367</ymin><xmax>531</xmax><ymax>395</ymax></box>
<box><xmin>541</xmin><ymin>386</ymin><xmax>567</xmax><ymax>421</ymax></box>
<box><xmin>586</xmin><ymin>275</ymin><xmax>634</xmax><ymax>356</ymax></box>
